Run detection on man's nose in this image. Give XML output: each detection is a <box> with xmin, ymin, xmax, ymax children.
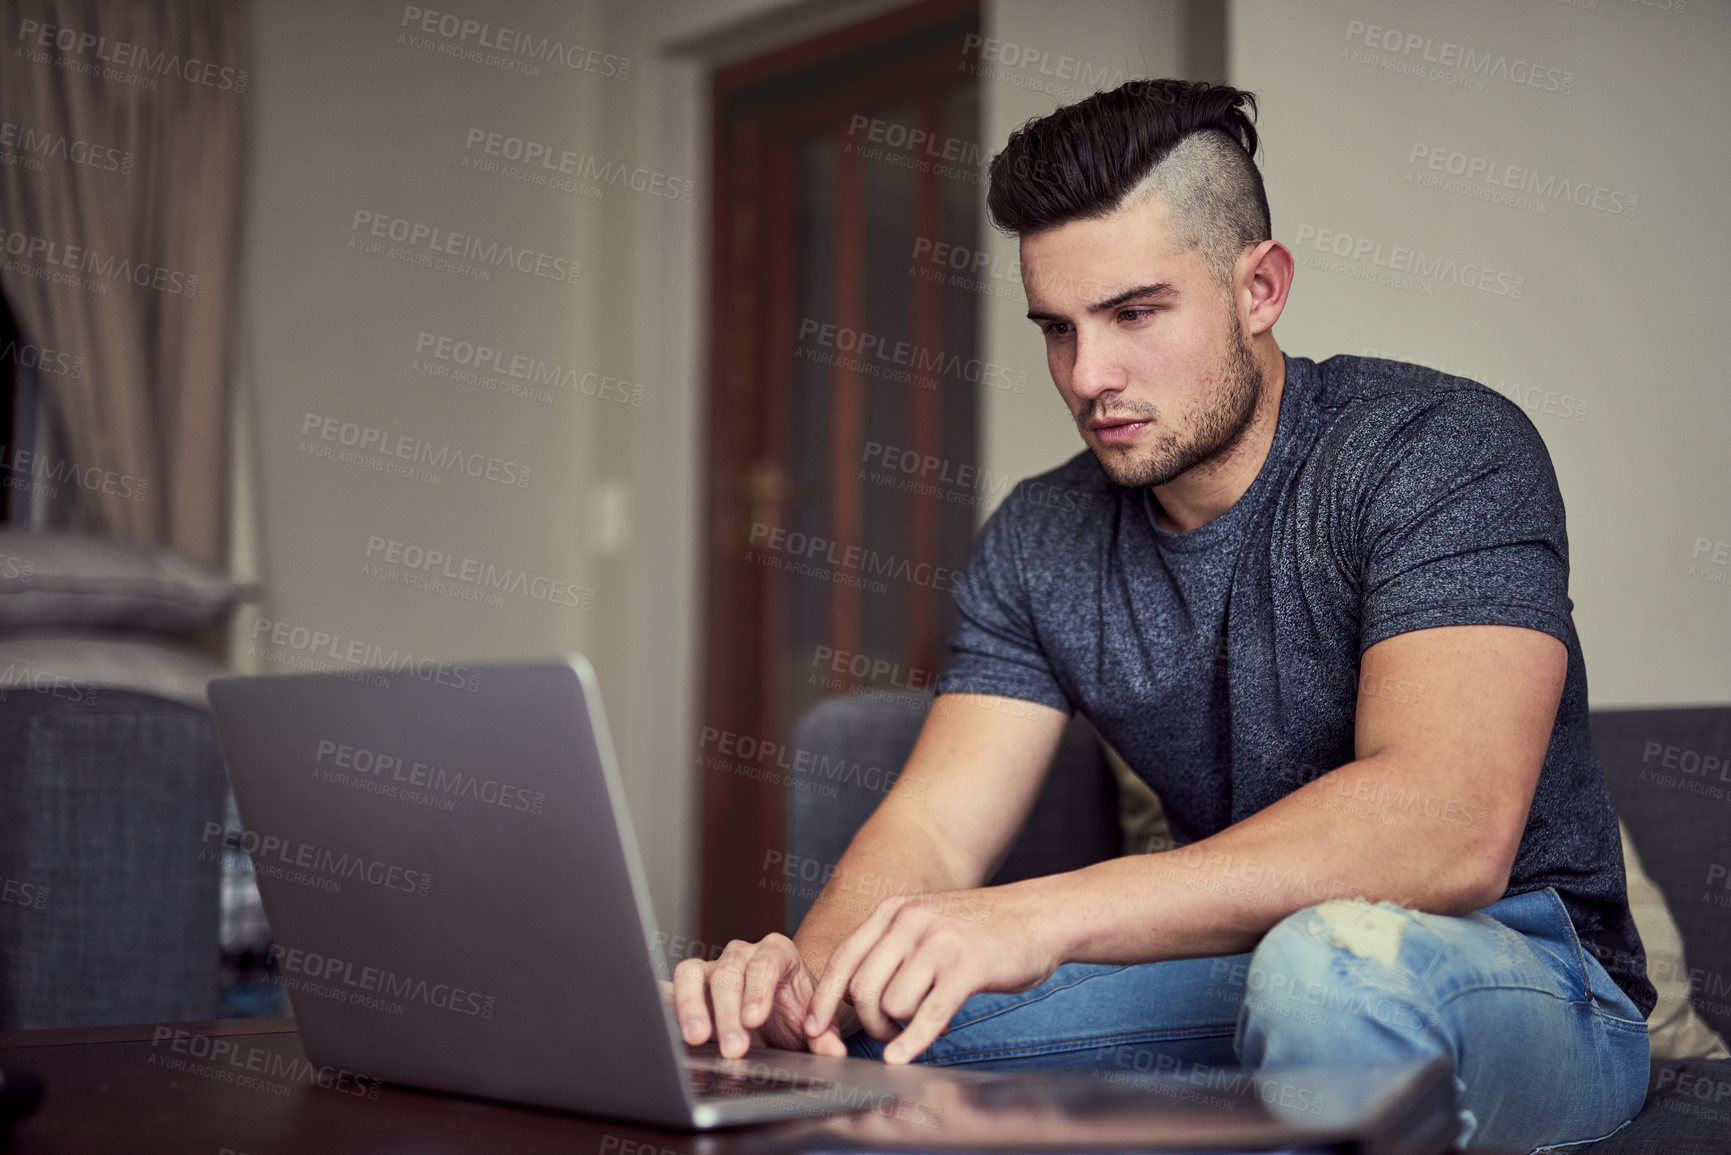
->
<box><xmin>1069</xmin><ymin>331</ymin><xmax>1126</xmax><ymax>402</ymax></box>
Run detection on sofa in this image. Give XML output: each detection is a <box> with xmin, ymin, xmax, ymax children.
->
<box><xmin>786</xmin><ymin>691</ymin><xmax>1731</xmax><ymax>1153</ymax></box>
<box><xmin>0</xmin><ymin>686</ymin><xmax>228</xmax><ymax>1028</ymax></box>
<box><xmin>0</xmin><ymin>530</ymin><xmax>247</xmax><ymax>1030</ymax></box>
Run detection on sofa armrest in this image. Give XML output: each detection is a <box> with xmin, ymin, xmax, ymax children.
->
<box><xmin>1591</xmin><ymin>706</ymin><xmax>1731</xmax><ymax>1044</ymax></box>
<box><xmin>783</xmin><ymin>691</ymin><xmax>1120</xmax><ymax>932</ymax></box>
<box><xmin>0</xmin><ymin>686</ymin><xmax>226</xmax><ymax>1029</ymax></box>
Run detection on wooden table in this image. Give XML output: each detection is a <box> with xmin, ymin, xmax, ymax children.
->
<box><xmin>0</xmin><ymin>1018</ymin><xmax>1508</xmax><ymax>1154</ymax></box>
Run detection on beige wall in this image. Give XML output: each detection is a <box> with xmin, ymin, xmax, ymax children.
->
<box><xmin>1231</xmin><ymin>0</ymin><xmax>1731</xmax><ymax>705</ymax></box>
<box><xmin>242</xmin><ymin>0</ymin><xmax>917</xmax><ymax>943</ymax></box>
<box><xmin>241</xmin><ymin>0</ymin><xmax>653</xmax><ymax>912</ymax></box>
<box><xmin>241</xmin><ymin>0</ymin><xmax>1727</xmax><ymax>945</ymax></box>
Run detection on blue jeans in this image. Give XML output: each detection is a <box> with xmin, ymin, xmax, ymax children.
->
<box><xmin>844</xmin><ymin>888</ymin><xmax>1649</xmax><ymax>1153</ymax></box>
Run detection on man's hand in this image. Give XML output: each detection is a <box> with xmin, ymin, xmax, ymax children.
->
<box><xmin>671</xmin><ymin>933</ymin><xmax>849</xmax><ymax>1059</ymax></box>
<box><xmin>804</xmin><ymin>888</ymin><xmax>1058</xmax><ymax>1065</ymax></box>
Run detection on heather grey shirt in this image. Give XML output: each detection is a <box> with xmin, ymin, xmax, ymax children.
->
<box><xmin>937</xmin><ymin>353</ymin><xmax>1653</xmax><ymax>1014</ymax></box>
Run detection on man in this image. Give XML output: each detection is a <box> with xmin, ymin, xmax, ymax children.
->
<box><xmin>674</xmin><ymin>79</ymin><xmax>1652</xmax><ymax>1151</ymax></box>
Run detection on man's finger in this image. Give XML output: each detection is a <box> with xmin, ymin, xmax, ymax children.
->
<box><xmin>878</xmin><ymin>950</ymin><xmax>938</xmax><ymax>1024</ymax></box>
<box><xmin>739</xmin><ymin>936</ymin><xmax>800</xmax><ymax>1031</ymax></box>
<box><xmin>883</xmin><ymin>978</ymin><xmax>969</xmax><ymax>1065</ymax></box>
<box><xmin>847</xmin><ymin>921</ymin><xmax>927</xmax><ymax>1041</ymax></box>
<box><xmin>807</xmin><ymin>1024</ymin><xmax>848</xmax><ymax>1057</ymax></box>
<box><xmin>709</xmin><ymin>942</ymin><xmax>756</xmax><ymax>1058</ymax></box>
<box><xmin>672</xmin><ymin>958</ymin><xmax>713</xmax><ymax>1044</ymax></box>
<box><xmin>806</xmin><ymin>899</ymin><xmax>902</xmax><ymax>1037</ymax></box>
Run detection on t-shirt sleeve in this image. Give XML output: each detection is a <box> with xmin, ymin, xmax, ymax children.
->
<box><xmin>934</xmin><ymin>486</ymin><xmax>1074</xmax><ymax>712</ymax></box>
<box><xmin>1350</xmin><ymin>389</ymin><xmax>1575</xmax><ymax>654</ymax></box>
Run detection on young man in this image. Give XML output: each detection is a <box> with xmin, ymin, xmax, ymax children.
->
<box><xmin>673</xmin><ymin>79</ymin><xmax>1651</xmax><ymax>1151</ymax></box>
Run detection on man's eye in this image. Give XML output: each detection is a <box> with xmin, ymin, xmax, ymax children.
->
<box><xmin>1119</xmin><ymin>307</ymin><xmax>1156</xmax><ymax>323</ymax></box>
<box><xmin>1042</xmin><ymin>322</ymin><xmax>1072</xmax><ymax>337</ymax></box>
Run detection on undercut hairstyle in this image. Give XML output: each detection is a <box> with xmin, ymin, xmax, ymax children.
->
<box><xmin>986</xmin><ymin>79</ymin><xmax>1271</xmax><ymax>290</ymax></box>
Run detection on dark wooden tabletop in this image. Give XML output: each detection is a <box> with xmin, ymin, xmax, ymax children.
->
<box><xmin>0</xmin><ymin>1019</ymin><xmax>1514</xmax><ymax>1154</ymax></box>
<box><xmin>0</xmin><ymin>1019</ymin><xmax>737</xmax><ymax>1155</ymax></box>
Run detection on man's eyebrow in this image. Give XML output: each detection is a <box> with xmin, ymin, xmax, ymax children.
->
<box><xmin>1025</xmin><ymin>281</ymin><xmax>1178</xmax><ymax>322</ymax></box>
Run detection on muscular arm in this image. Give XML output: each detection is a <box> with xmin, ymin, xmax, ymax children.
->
<box><xmin>670</xmin><ymin>692</ymin><xmax>1067</xmax><ymax>1059</ymax></box>
<box><xmin>989</xmin><ymin>622</ymin><xmax>1563</xmax><ymax>963</ymax></box>
<box><xmin>804</xmin><ymin>622</ymin><xmax>1565</xmax><ymax>1061</ymax></box>
<box><xmin>792</xmin><ymin>694</ymin><xmax>1069</xmax><ymax>1019</ymax></box>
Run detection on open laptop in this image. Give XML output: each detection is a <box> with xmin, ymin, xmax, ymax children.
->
<box><xmin>208</xmin><ymin>656</ymin><xmax>954</xmax><ymax>1128</ymax></box>
<box><xmin>208</xmin><ymin>657</ymin><xmax>1455</xmax><ymax>1147</ymax></box>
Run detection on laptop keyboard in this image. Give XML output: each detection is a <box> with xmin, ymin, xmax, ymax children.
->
<box><xmin>687</xmin><ymin>1065</ymin><xmax>833</xmax><ymax>1100</ymax></box>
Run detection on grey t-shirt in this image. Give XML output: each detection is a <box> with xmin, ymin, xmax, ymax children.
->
<box><xmin>937</xmin><ymin>352</ymin><xmax>1653</xmax><ymax>1015</ymax></box>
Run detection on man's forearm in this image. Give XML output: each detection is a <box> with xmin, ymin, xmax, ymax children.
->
<box><xmin>791</xmin><ymin>804</ymin><xmax>981</xmax><ymax>980</ymax></box>
<box><xmin>1008</xmin><ymin>749</ymin><xmax>1525</xmax><ymax>967</ymax></box>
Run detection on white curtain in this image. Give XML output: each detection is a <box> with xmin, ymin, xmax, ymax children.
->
<box><xmin>0</xmin><ymin>0</ymin><xmax>247</xmax><ymax>569</ymax></box>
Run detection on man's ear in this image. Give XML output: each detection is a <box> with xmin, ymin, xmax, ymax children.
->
<box><xmin>1238</xmin><ymin>239</ymin><xmax>1294</xmax><ymax>338</ymax></box>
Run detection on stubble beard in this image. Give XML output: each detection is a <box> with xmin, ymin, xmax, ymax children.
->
<box><xmin>1079</xmin><ymin>316</ymin><xmax>1265</xmax><ymax>490</ymax></box>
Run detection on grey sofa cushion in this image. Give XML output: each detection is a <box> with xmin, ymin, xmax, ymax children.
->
<box><xmin>0</xmin><ymin>530</ymin><xmax>245</xmax><ymax>631</ymax></box>
<box><xmin>0</xmin><ymin>630</ymin><xmax>228</xmax><ymax>708</ymax></box>
<box><xmin>0</xmin><ymin>686</ymin><xmax>226</xmax><ymax>1028</ymax></box>
<box><xmin>1590</xmin><ymin>707</ymin><xmax>1731</xmax><ymax>1043</ymax></box>
<box><xmin>1581</xmin><ymin>1058</ymin><xmax>1731</xmax><ymax>1153</ymax></box>
<box><xmin>784</xmin><ymin>691</ymin><xmax>1120</xmax><ymax>931</ymax></box>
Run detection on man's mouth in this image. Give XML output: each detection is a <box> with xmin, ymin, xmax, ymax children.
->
<box><xmin>1089</xmin><ymin>417</ymin><xmax>1149</xmax><ymax>445</ymax></box>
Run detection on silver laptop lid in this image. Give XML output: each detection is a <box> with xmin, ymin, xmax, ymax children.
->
<box><xmin>208</xmin><ymin>657</ymin><xmax>696</xmax><ymax>1126</ymax></box>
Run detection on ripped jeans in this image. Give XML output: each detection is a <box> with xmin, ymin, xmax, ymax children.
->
<box><xmin>844</xmin><ymin>888</ymin><xmax>1650</xmax><ymax>1153</ymax></box>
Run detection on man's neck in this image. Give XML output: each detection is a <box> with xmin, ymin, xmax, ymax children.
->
<box><xmin>1149</xmin><ymin>340</ymin><xmax>1287</xmax><ymax>534</ymax></box>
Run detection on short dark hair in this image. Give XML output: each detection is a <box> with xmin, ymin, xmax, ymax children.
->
<box><xmin>986</xmin><ymin>79</ymin><xmax>1271</xmax><ymax>287</ymax></box>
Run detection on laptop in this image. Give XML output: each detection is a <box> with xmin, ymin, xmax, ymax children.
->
<box><xmin>207</xmin><ymin>657</ymin><xmax>1455</xmax><ymax>1147</ymax></box>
